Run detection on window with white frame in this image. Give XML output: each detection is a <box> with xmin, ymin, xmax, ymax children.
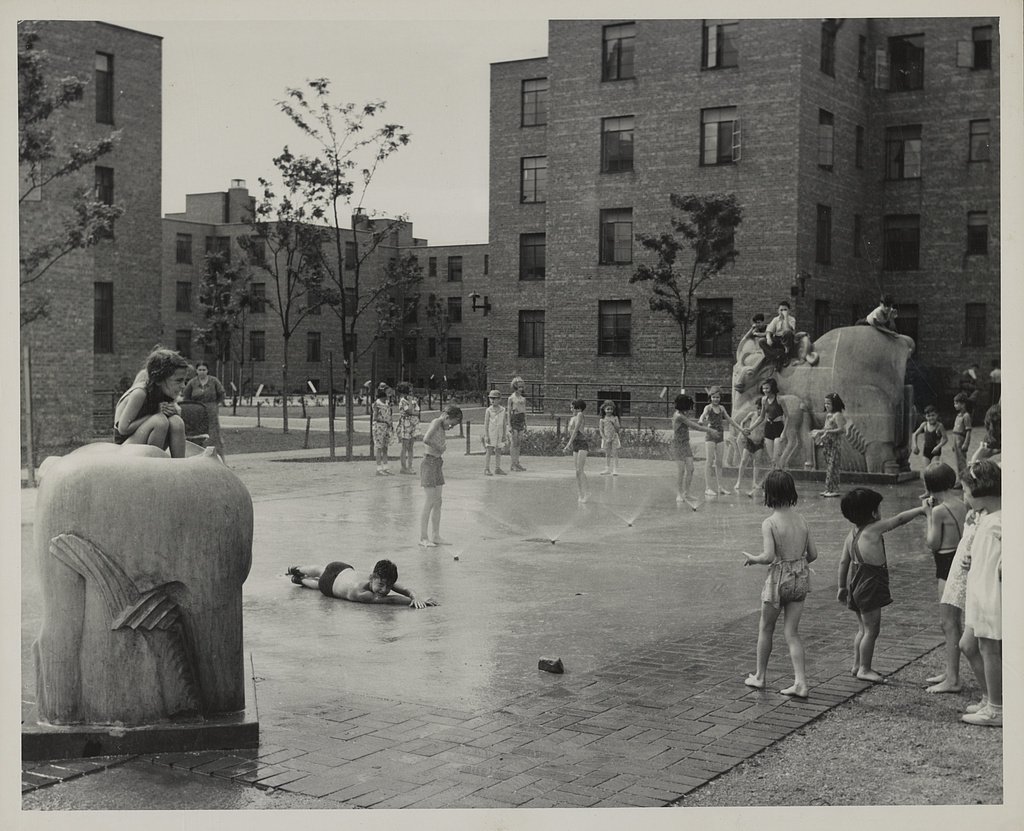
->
<box><xmin>599</xmin><ymin>209</ymin><xmax>633</xmax><ymax>264</ymax></box>
<box><xmin>601</xmin><ymin>116</ymin><xmax>634</xmax><ymax>173</ymax></box>
<box><xmin>700</xmin><ymin>107</ymin><xmax>740</xmax><ymax>165</ymax></box>
<box><xmin>521</xmin><ymin>78</ymin><xmax>548</xmax><ymax>126</ymax></box>
<box><xmin>597</xmin><ymin>300</ymin><xmax>631</xmax><ymax>356</ymax></box>
<box><xmin>702</xmin><ymin>20</ymin><xmax>738</xmax><ymax>69</ymax></box>
<box><xmin>602</xmin><ymin>23</ymin><xmax>636</xmax><ymax>81</ymax></box>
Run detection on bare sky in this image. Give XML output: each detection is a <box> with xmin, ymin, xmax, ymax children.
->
<box><xmin>117</xmin><ymin>17</ymin><xmax>549</xmax><ymax>246</ymax></box>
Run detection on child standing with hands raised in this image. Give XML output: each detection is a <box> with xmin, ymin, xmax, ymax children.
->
<box><xmin>742</xmin><ymin>470</ymin><xmax>819</xmax><ymax>698</ymax></box>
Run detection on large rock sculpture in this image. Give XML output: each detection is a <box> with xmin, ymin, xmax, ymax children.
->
<box><xmin>31</xmin><ymin>443</ymin><xmax>253</xmax><ymax>731</ymax></box>
<box><xmin>732</xmin><ymin>326</ymin><xmax>914</xmax><ymax>473</ymax></box>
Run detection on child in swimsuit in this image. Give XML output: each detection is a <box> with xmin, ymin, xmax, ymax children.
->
<box><xmin>951</xmin><ymin>393</ymin><xmax>972</xmax><ymax>480</ymax></box>
<box><xmin>733</xmin><ymin>410</ymin><xmax>767</xmax><ymax>497</ymax></box>
<box><xmin>507</xmin><ymin>376</ymin><xmax>529</xmax><ymax>472</ymax></box>
<box><xmin>838</xmin><ymin>488</ymin><xmax>927</xmax><ymax>682</ymax></box>
<box><xmin>286</xmin><ymin>559</ymin><xmax>437</xmax><ymax>608</ymax></box>
<box><xmin>598</xmin><ymin>399</ymin><xmax>622</xmax><ymax>476</ymax></box>
<box><xmin>912</xmin><ymin>405</ymin><xmax>947</xmax><ymax>463</ymax></box>
<box><xmin>742</xmin><ymin>470</ymin><xmax>819</xmax><ymax>698</ymax></box>
<box><xmin>671</xmin><ymin>393</ymin><xmax>719</xmax><ymax>509</ymax></box>
<box><xmin>699</xmin><ymin>385</ymin><xmax>744</xmax><ymax>497</ymax></box>
<box><xmin>563</xmin><ymin>399</ymin><xmax>590</xmax><ymax>502</ymax></box>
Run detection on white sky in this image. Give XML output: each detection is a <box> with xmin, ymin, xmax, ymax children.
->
<box><xmin>117</xmin><ymin>16</ymin><xmax>549</xmax><ymax>246</ymax></box>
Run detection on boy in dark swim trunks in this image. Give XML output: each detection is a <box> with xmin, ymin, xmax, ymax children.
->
<box><xmin>286</xmin><ymin>559</ymin><xmax>438</xmax><ymax>608</ymax></box>
<box><xmin>837</xmin><ymin>488</ymin><xmax>927</xmax><ymax>682</ymax></box>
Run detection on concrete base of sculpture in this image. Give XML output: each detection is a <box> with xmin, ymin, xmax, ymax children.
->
<box><xmin>22</xmin><ymin>672</ymin><xmax>259</xmax><ymax>761</ymax></box>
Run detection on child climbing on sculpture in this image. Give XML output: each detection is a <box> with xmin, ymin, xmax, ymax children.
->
<box><xmin>286</xmin><ymin>559</ymin><xmax>437</xmax><ymax>608</ymax></box>
<box><xmin>113</xmin><ymin>347</ymin><xmax>190</xmax><ymax>458</ymax></box>
<box><xmin>742</xmin><ymin>470</ymin><xmax>818</xmax><ymax>698</ymax></box>
<box><xmin>599</xmin><ymin>399</ymin><xmax>622</xmax><ymax>475</ymax></box>
<box><xmin>837</xmin><ymin>488</ymin><xmax>927</xmax><ymax>682</ymax></box>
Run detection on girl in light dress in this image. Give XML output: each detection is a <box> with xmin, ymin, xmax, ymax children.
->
<box><xmin>395</xmin><ymin>382</ymin><xmax>420</xmax><ymax>474</ymax></box>
<box><xmin>599</xmin><ymin>400</ymin><xmax>621</xmax><ymax>475</ymax></box>
<box><xmin>371</xmin><ymin>384</ymin><xmax>395</xmax><ymax>475</ymax></box>
<box><xmin>742</xmin><ymin>470</ymin><xmax>819</xmax><ymax>699</ymax></box>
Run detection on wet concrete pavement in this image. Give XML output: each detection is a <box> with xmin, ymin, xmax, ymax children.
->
<box><xmin>22</xmin><ymin>444</ymin><xmax>965</xmax><ymax>809</ymax></box>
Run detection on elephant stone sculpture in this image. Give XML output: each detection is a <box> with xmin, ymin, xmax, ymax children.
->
<box><xmin>32</xmin><ymin>443</ymin><xmax>253</xmax><ymax>727</ymax></box>
<box><xmin>732</xmin><ymin>326</ymin><xmax>914</xmax><ymax>474</ymax></box>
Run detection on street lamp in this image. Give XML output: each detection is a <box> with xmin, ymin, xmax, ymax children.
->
<box><xmin>468</xmin><ymin>292</ymin><xmax>491</xmax><ymax>316</ymax></box>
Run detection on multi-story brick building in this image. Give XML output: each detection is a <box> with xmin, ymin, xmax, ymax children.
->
<box><xmin>19</xmin><ymin>21</ymin><xmax>162</xmax><ymax>446</ymax></box>
<box><xmin>162</xmin><ymin>182</ymin><xmax>491</xmax><ymax>396</ymax></box>
<box><xmin>486</xmin><ymin>18</ymin><xmax>1000</xmax><ymax>413</ymax></box>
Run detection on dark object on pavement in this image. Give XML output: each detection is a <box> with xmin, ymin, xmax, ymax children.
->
<box><xmin>538</xmin><ymin>657</ymin><xmax>564</xmax><ymax>674</ymax></box>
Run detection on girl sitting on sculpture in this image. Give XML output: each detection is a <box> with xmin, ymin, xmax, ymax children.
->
<box><xmin>113</xmin><ymin>347</ymin><xmax>190</xmax><ymax>457</ymax></box>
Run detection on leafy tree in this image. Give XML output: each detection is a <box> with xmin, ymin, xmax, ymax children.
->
<box><xmin>268</xmin><ymin>79</ymin><xmax>410</xmax><ymax>458</ymax></box>
<box><xmin>631</xmin><ymin>193</ymin><xmax>743</xmax><ymax>390</ymax></box>
<box><xmin>19</xmin><ymin>26</ymin><xmax>124</xmax><ymax>325</ymax></box>
<box><xmin>371</xmin><ymin>254</ymin><xmax>423</xmax><ymax>382</ymax></box>
<box><xmin>195</xmin><ymin>251</ymin><xmax>255</xmax><ymax>412</ymax></box>
<box><xmin>425</xmin><ymin>294</ymin><xmax>452</xmax><ymax>391</ymax></box>
<box><xmin>239</xmin><ymin>181</ymin><xmax>327</xmax><ymax>433</ymax></box>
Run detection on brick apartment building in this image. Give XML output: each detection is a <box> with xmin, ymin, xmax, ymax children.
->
<box><xmin>163</xmin><ymin>182</ymin><xmax>492</xmax><ymax>397</ymax></box>
<box><xmin>19</xmin><ymin>21</ymin><xmax>162</xmax><ymax>446</ymax></box>
<box><xmin>486</xmin><ymin>18</ymin><xmax>1000</xmax><ymax>414</ymax></box>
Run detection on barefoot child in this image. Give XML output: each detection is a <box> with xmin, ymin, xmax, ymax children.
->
<box><xmin>396</xmin><ymin>382</ymin><xmax>421</xmax><ymax>474</ymax></box>
<box><xmin>563</xmin><ymin>399</ymin><xmax>590</xmax><ymax>502</ymax></box>
<box><xmin>482</xmin><ymin>389</ymin><xmax>510</xmax><ymax>475</ymax></box>
<box><xmin>113</xmin><ymin>347</ymin><xmax>190</xmax><ymax>457</ymax></box>
<box><xmin>912</xmin><ymin>405</ymin><xmax>947</xmax><ymax>464</ymax></box>
<box><xmin>419</xmin><ymin>405</ymin><xmax>463</xmax><ymax>547</ymax></box>
<box><xmin>742</xmin><ymin>470</ymin><xmax>819</xmax><ymax>697</ymax></box>
<box><xmin>699</xmin><ymin>385</ymin><xmax>743</xmax><ymax>496</ymax></box>
<box><xmin>733</xmin><ymin>410</ymin><xmax>767</xmax><ymax>496</ymax></box>
<box><xmin>599</xmin><ymin>399</ymin><xmax>622</xmax><ymax>475</ymax></box>
<box><xmin>507</xmin><ymin>377</ymin><xmax>529</xmax><ymax>472</ymax></box>
<box><xmin>960</xmin><ymin>460</ymin><xmax>1002</xmax><ymax>726</ymax></box>
<box><xmin>951</xmin><ymin>393</ymin><xmax>972</xmax><ymax>481</ymax></box>
<box><xmin>837</xmin><ymin>489</ymin><xmax>927</xmax><ymax>682</ymax></box>
<box><xmin>286</xmin><ymin>559</ymin><xmax>437</xmax><ymax>608</ymax></box>
<box><xmin>672</xmin><ymin>393</ymin><xmax>719</xmax><ymax>510</ymax></box>
<box><xmin>371</xmin><ymin>384</ymin><xmax>395</xmax><ymax>475</ymax></box>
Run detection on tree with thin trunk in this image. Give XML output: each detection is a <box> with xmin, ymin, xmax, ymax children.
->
<box><xmin>195</xmin><ymin>251</ymin><xmax>254</xmax><ymax>412</ymax></box>
<box><xmin>267</xmin><ymin>79</ymin><xmax>410</xmax><ymax>458</ymax></box>
<box><xmin>371</xmin><ymin>254</ymin><xmax>423</xmax><ymax>382</ymax></box>
<box><xmin>19</xmin><ymin>25</ymin><xmax>124</xmax><ymax>326</ymax></box>
<box><xmin>239</xmin><ymin>182</ymin><xmax>326</xmax><ymax>433</ymax></box>
<box><xmin>425</xmin><ymin>294</ymin><xmax>452</xmax><ymax>395</ymax></box>
<box><xmin>631</xmin><ymin>193</ymin><xmax>743</xmax><ymax>390</ymax></box>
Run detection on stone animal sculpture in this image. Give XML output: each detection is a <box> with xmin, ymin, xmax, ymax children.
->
<box><xmin>32</xmin><ymin>443</ymin><xmax>253</xmax><ymax>726</ymax></box>
<box><xmin>732</xmin><ymin>325</ymin><xmax>914</xmax><ymax>473</ymax></box>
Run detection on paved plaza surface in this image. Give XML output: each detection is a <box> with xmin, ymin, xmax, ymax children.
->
<box><xmin>21</xmin><ymin>443</ymin><xmax>977</xmax><ymax>809</ymax></box>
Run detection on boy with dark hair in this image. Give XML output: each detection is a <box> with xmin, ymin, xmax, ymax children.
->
<box><xmin>837</xmin><ymin>488</ymin><xmax>926</xmax><ymax>682</ymax></box>
<box><xmin>286</xmin><ymin>560</ymin><xmax>438</xmax><ymax>608</ymax></box>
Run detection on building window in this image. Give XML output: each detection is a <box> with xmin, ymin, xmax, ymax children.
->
<box><xmin>175</xmin><ymin>281</ymin><xmax>192</xmax><ymax>313</ymax></box>
<box><xmin>855</xmin><ymin>125</ymin><xmax>865</xmax><ymax>169</ymax></box>
<box><xmin>206</xmin><ymin>235</ymin><xmax>231</xmax><ymax>264</ymax></box>
<box><xmin>702</xmin><ymin>20</ymin><xmax>738</xmax><ymax>69</ymax></box>
<box><xmin>818</xmin><ymin>110</ymin><xmax>834</xmax><ymax>169</ymax></box>
<box><xmin>519</xmin><ymin>233</ymin><xmax>546</xmax><ymax>280</ymax></box>
<box><xmin>94</xmin><ymin>166</ymin><xmax>114</xmax><ymax>233</ymax></box>
<box><xmin>427</xmin><ymin>337</ymin><xmax>436</xmax><ymax>358</ymax></box>
<box><xmin>306</xmin><ymin>331</ymin><xmax>321</xmax><ymax>362</ymax></box>
<box><xmin>446</xmin><ymin>337</ymin><xmax>462</xmax><ymax>365</ymax></box>
<box><xmin>175</xmin><ymin>233</ymin><xmax>192</xmax><ymax>264</ymax></box>
<box><xmin>448</xmin><ymin>296</ymin><xmax>463</xmax><ymax>324</ymax></box>
<box><xmin>853</xmin><ymin>214</ymin><xmax>863</xmax><ymax>258</ymax></box>
<box><xmin>696</xmin><ymin>298</ymin><xmax>733</xmax><ymax>357</ymax></box>
<box><xmin>599</xmin><ymin>208</ymin><xmax>633</xmax><ymax>265</ymax></box>
<box><xmin>700</xmin><ymin>107</ymin><xmax>740</xmax><ymax>165</ymax></box>
<box><xmin>94</xmin><ymin>282</ymin><xmax>113</xmax><ymax>353</ymax></box>
<box><xmin>889</xmin><ymin>34</ymin><xmax>924</xmax><ymax>91</ymax></box>
<box><xmin>972</xmin><ymin>26</ymin><xmax>993</xmax><ymax>70</ymax></box>
<box><xmin>820</xmin><ymin>20</ymin><xmax>838</xmax><ymax>76</ymax></box>
<box><xmin>483</xmin><ymin>254</ymin><xmax>489</xmax><ymax>275</ymax></box>
<box><xmin>343</xmin><ymin>333</ymin><xmax>357</xmax><ymax>359</ymax></box>
<box><xmin>250</xmin><ymin>330</ymin><xmax>266</xmax><ymax>362</ymax></box>
<box><xmin>251</xmin><ymin>283</ymin><xmax>267</xmax><ymax>313</ymax></box>
<box><xmin>969</xmin><ymin>119</ymin><xmax>990</xmax><ymax>162</ymax></box>
<box><xmin>521</xmin><ymin>77</ymin><xmax>548</xmax><ymax>127</ymax></box>
<box><xmin>425</xmin><ymin>256</ymin><xmax>435</xmax><ymax>277</ymax></box>
<box><xmin>344</xmin><ymin>240</ymin><xmax>357</xmax><ymax>270</ymax></box>
<box><xmin>598</xmin><ymin>115</ymin><xmax>635</xmax><ymax>174</ymax></box>
<box><xmin>602</xmin><ymin>22</ymin><xmax>635</xmax><ymax>81</ymax></box>
<box><xmin>246</xmin><ymin>237</ymin><xmax>266</xmax><ymax>266</ymax></box>
<box><xmin>898</xmin><ymin>303</ymin><xmax>919</xmax><ymax>344</ymax></box>
<box><xmin>964</xmin><ymin>304</ymin><xmax>986</xmax><ymax>347</ymax></box>
<box><xmin>520</xmin><ymin>156</ymin><xmax>547</xmax><ymax>203</ymax></box>
<box><xmin>816</xmin><ymin>204</ymin><xmax>832</xmax><ymax>264</ymax></box>
<box><xmin>858</xmin><ymin>35</ymin><xmax>867</xmax><ymax>79</ymax></box>
<box><xmin>343</xmin><ymin>286</ymin><xmax>357</xmax><ymax>316</ymax></box>
<box><xmin>307</xmin><ymin>284</ymin><xmax>321</xmax><ymax>315</ymax></box>
<box><xmin>518</xmin><ymin>310</ymin><xmax>545</xmax><ymax>358</ymax></box>
<box><xmin>883</xmin><ymin>215</ymin><xmax>920</xmax><ymax>271</ymax></box>
<box><xmin>403</xmin><ymin>337</ymin><xmax>418</xmax><ymax>363</ymax></box>
<box><xmin>447</xmin><ymin>255</ymin><xmax>463</xmax><ymax>282</ymax></box>
<box><xmin>967</xmin><ymin>211</ymin><xmax>989</xmax><ymax>256</ymax></box>
<box><xmin>175</xmin><ymin>329</ymin><xmax>192</xmax><ymax>359</ymax></box>
<box><xmin>482</xmin><ymin>337</ymin><xmax>488</xmax><ymax>359</ymax></box>
<box><xmin>885</xmin><ymin>125</ymin><xmax>922</xmax><ymax>180</ymax></box>
<box><xmin>598</xmin><ymin>300</ymin><xmax>631</xmax><ymax>356</ymax></box>
<box><xmin>95</xmin><ymin>52</ymin><xmax>113</xmax><ymax>124</ymax></box>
